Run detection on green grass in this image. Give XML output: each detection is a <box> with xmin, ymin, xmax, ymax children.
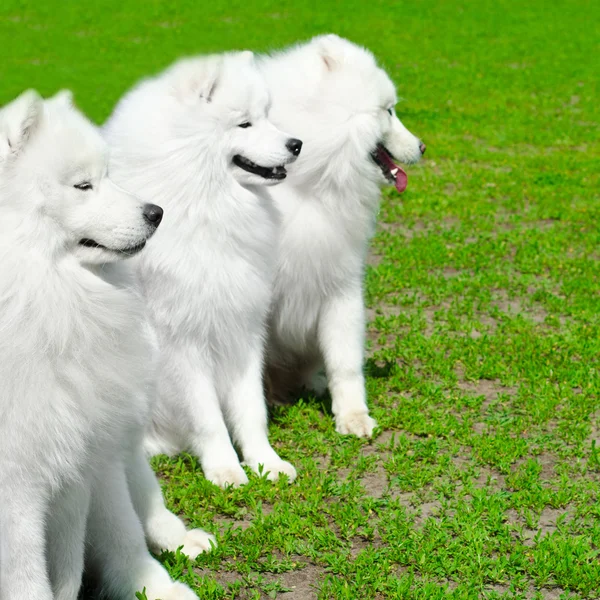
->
<box><xmin>3</xmin><ymin>0</ymin><xmax>599</xmax><ymax>598</ymax></box>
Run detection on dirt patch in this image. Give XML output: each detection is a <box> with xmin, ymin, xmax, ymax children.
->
<box><xmin>366</xmin><ymin>249</ymin><xmax>383</xmax><ymax>267</ymax></box>
<box><xmin>370</xmin><ymin>429</ymin><xmax>399</xmax><ymax>448</ymax></box>
<box><xmin>505</xmin><ymin>506</ymin><xmax>572</xmax><ymax>548</ymax></box>
<box><xmin>367</xmin><ymin>303</ymin><xmax>407</xmax><ymax>321</ymax></box>
<box><xmin>472</xmin><ymin>421</ymin><xmax>487</xmax><ymax>434</ymax></box>
<box><xmin>492</xmin><ymin>292</ymin><xmax>524</xmax><ymax>316</ymax></box>
<box><xmin>536</xmin><ymin>452</ymin><xmax>557</xmax><ymax>480</ymax></box>
<box><xmin>537</xmin><ymin>507</ymin><xmax>572</xmax><ymax>535</ymax></box>
<box><xmin>377</xmin><ymin>220</ymin><xmax>428</xmax><ymax>239</ymax></box>
<box><xmin>473</xmin><ymin>466</ymin><xmax>506</xmax><ymax>489</ymax></box>
<box><xmin>457</xmin><ymin>378</ymin><xmax>518</xmax><ymax>409</ymax></box>
<box><xmin>533</xmin><ymin>587</ymin><xmax>570</xmax><ymax>600</ymax></box>
<box><xmin>482</xmin><ymin>582</ymin><xmax>569</xmax><ymax>599</ymax></box>
<box><xmin>350</xmin><ymin>531</ymin><xmax>384</xmax><ymax>557</ymax></box>
<box><xmin>213</xmin><ymin>515</ymin><xmax>254</xmax><ymax>532</ymax></box>
<box><xmin>490</xmin><ymin>289</ymin><xmax>553</xmax><ymax>325</ymax></box>
<box><xmin>277</xmin><ymin>565</ymin><xmax>325</xmax><ymax>599</ymax></box>
<box><xmin>337</xmin><ymin>461</ymin><xmax>390</xmax><ymax>499</ymax></box>
<box><xmin>415</xmin><ymin>500</ymin><xmax>442</xmax><ymax>526</ymax></box>
<box><xmin>365</xmin><ymin>303</ymin><xmax>409</xmax><ymax>352</ymax></box>
<box><xmin>195</xmin><ymin>567</ymin><xmax>242</xmax><ymax>588</ymax></box>
<box><xmin>421</xmin><ymin>306</ymin><xmax>439</xmax><ymax>337</ymax></box>
<box><xmin>195</xmin><ymin>563</ymin><xmax>325</xmax><ymax>599</ymax></box>
<box><xmin>443</xmin><ymin>267</ymin><xmax>463</xmax><ymax>278</ymax></box>
<box><xmin>391</xmin><ymin>490</ymin><xmax>416</xmax><ymax>506</ymax></box>
<box><xmin>476</xmin><ymin>313</ymin><xmax>500</xmax><ymax>334</ymax></box>
<box><xmin>359</xmin><ymin>465</ymin><xmax>389</xmax><ymax>498</ymax></box>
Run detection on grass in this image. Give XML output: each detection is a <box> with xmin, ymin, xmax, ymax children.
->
<box><xmin>2</xmin><ymin>0</ymin><xmax>599</xmax><ymax>598</ymax></box>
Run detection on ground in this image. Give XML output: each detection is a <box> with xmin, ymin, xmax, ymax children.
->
<box><xmin>1</xmin><ymin>0</ymin><xmax>599</xmax><ymax>598</ymax></box>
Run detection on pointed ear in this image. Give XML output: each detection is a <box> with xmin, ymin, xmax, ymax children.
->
<box><xmin>316</xmin><ymin>34</ymin><xmax>344</xmax><ymax>72</ymax></box>
<box><xmin>175</xmin><ymin>58</ymin><xmax>221</xmax><ymax>104</ymax></box>
<box><xmin>240</xmin><ymin>50</ymin><xmax>254</xmax><ymax>63</ymax></box>
<box><xmin>321</xmin><ymin>53</ymin><xmax>336</xmax><ymax>71</ymax></box>
<box><xmin>201</xmin><ymin>72</ymin><xmax>219</xmax><ymax>103</ymax></box>
<box><xmin>50</xmin><ymin>89</ymin><xmax>74</xmax><ymax>107</ymax></box>
<box><xmin>0</xmin><ymin>89</ymin><xmax>43</xmax><ymax>161</ymax></box>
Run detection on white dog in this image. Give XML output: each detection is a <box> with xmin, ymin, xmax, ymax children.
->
<box><xmin>259</xmin><ymin>35</ymin><xmax>426</xmax><ymax>437</ymax></box>
<box><xmin>104</xmin><ymin>51</ymin><xmax>301</xmax><ymax>487</ymax></box>
<box><xmin>0</xmin><ymin>90</ymin><xmax>213</xmax><ymax>600</ymax></box>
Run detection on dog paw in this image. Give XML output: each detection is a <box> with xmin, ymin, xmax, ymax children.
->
<box><xmin>204</xmin><ymin>464</ymin><xmax>249</xmax><ymax>488</ymax></box>
<box><xmin>180</xmin><ymin>528</ymin><xmax>216</xmax><ymax>559</ymax></box>
<box><xmin>146</xmin><ymin>582</ymin><xmax>198</xmax><ymax>600</ymax></box>
<box><xmin>335</xmin><ymin>412</ymin><xmax>377</xmax><ymax>438</ymax></box>
<box><xmin>265</xmin><ymin>460</ymin><xmax>297</xmax><ymax>482</ymax></box>
<box><xmin>246</xmin><ymin>459</ymin><xmax>297</xmax><ymax>482</ymax></box>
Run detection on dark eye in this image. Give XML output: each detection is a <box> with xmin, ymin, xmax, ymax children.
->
<box><xmin>238</xmin><ymin>122</ymin><xmax>252</xmax><ymax>128</ymax></box>
<box><xmin>74</xmin><ymin>182</ymin><xmax>93</xmax><ymax>191</ymax></box>
<box><xmin>387</xmin><ymin>108</ymin><xmax>393</xmax><ymax>115</ymax></box>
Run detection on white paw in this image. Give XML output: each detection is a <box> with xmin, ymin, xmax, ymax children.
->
<box><xmin>180</xmin><ymin>528</ymin><xmax>216</xmax><ymax>559</ymax></box>
<box><xmin>247</xmin><ymin>459</ymin><xmax>297</xmax><ymax>482</ymax></box>
<box><xmin>204</xmin><ymin>464</ymin><xmax>249</xmax><ymax>488</ymax></box>
<box><xmin>146</xmin><ymin>581</ymin><xmax>198</xmax><ymax>600</ymax></box>
<box><xmin>335</xmin><ymin>412</ymin><xmax>377</xmax><ymax>437</ymax></box>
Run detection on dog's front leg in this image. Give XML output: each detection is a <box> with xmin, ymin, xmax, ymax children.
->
<box><xmin>127</xmin><ymin>446</ymin><xmax>216</xmax><ymax>559</ymax></box>
<box><xmin>228</xmin><ymin>349</ymin><xmax>297</xmax><ymax>482</ymax></box>
<box><xmin>0</xmin><ymin>484</ymin><xmax>54</xmax><ymax>600</ymax></box>
<box><xmin>47</xmin><ymin>481</ymin><xmax>90</xmax><ymax>600</ymax></box>
<box><xmin>318</xmin><ymin>286</ymin><xmax>377</xmax><ymax>437</ymax></box>
<box><xmin>177</xmin><ymin>366</ymin><xmax>249</xmax><ymax>488</ymax></box>
<box><xmin>86</xmin><ymin>458</ymin><xmax>197</xmax><ymax>600</ymax></box>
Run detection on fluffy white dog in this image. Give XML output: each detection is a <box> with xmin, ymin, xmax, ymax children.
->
<box><xmin>0</xmin><ymin>90</ymin><xmax>213</xmax><ymax>600</ymax></box>
<box><xmin>259</xmin><ymin>35</ymin><xmax>426</xmax><ymax>437</ymax></box>
<box><xmin>104</xmin><ymin>52</ymin><xmax>301</xmax><ymax>487</ymax></box>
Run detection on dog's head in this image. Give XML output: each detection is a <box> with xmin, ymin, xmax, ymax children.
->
<box><xmin>265</xmin><ymin>34</ymin><xmax>425</xmax><ymax>193</ymax></box>
<box><xmin>161</xmin><ymin>51</ymin><xmax>302</xmax><ymax>187</ymax></box>
<box><xmin>0</xmin><ymin>90</ymin><xmax>162</xmax><ymax>264</ymax></box>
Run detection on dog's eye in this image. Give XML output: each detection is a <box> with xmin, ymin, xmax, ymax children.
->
<box><xmin>387</xmin><ymin>108</ymin><xmax>393</xmax><ymax>115</ymax></box>
<box><xmin>74</xmin><ymin>182</ymin><xmax>93</xmax><ymax>191</ymax></box>
<box><xmin>238</xmin><ymin>122</ymin><xmax>252</xmax><ymax>129</ymax></box>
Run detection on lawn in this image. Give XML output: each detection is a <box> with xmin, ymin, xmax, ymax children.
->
<box><xmin>2</xmin><ymin>0</ymin><xmax>599</xmax><ymax>598</ymax></box>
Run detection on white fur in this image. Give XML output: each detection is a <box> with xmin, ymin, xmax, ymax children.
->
<box><xmin>259</xmin><ymin>35</ymin><xmax>424</xmax><ymax>437</ymax></box>
<box><xmin>104</xmin><ymin>52</ymin><xmax>299</xmax><ymax>487</ymax></box>
<box><xmin>0</xmin><ymin>90</ymin><xmax>212</xmax><ymax>600</ymax></box>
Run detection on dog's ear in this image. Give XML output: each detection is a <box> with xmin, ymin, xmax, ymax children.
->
<box><xmin>316</xmin><ymin>34</ymin><xmax>344</xmax><ymax>72</ymax></box>
<box><xmin>176</xmin><ymin>58</ymin><xmax>221</xmax><ymax>104</ymax></box>
<box><xmin>240</xmin><ymin>50</ymin><xmax>254</xmax><ymax>63</ymax></box>
<box><xmin>198</xmin><ymin>68</ymin><xmax>219</xmax><ymax>103</ymax></box>
<box><xmin>0</xmin><ymin>89</ymin><xmax>43</xmax><ymax>161</ymax></box>
<box><xmin>49</xmin><ymin>89</ymin><xmax>74</xmax><ymax>107</ymax></box>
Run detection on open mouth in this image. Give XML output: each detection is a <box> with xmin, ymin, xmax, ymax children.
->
<box><xmin>78</xmin><ymin>238</ymin><xmax>147</xmax><ymax>256</ymax></box>
<box><xmin>371</xmin><ymin>144</ymin><xmax>408</xmax><ymax>193</ymax></box>
<box><xmin>232</xmin><ymin>155</ymin><xmax>287</xmax><ymax>180</ymax></box>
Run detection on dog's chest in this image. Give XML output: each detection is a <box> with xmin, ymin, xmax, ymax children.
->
<box><xmin>140</xmin><ymin>196</ymin><xmax>277</xmax><ymax>337</ymax></box>
<box><xmin>277</xmin><ymin>202</ymin><xmax>366</xmax><ymax>295</ymax></box>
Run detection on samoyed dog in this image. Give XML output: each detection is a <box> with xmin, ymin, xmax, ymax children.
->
<box><xmin>104</xmin><ymin>51</ymin><xmax>301</xmax><ymax>487</ymax></box>
<box><xmin>0</xmin><ymin>90</ymin><xmax>213</xmax><ymax>600</ymax></box>
<box><xmin>259</xmin><ymin>35</ymin><xmax>426</xmax><ymax>437</ymax></box>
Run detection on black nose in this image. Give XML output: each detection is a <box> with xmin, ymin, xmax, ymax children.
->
<box><xmin>143</xmin><ymin>203</ymin><xmax>163</xmax><ymax>227</ymax></box>
<box><xmin>419</xmin><ymin>142</ymin><xmax>426</xmax><ymax>155</ymax></box>
<box><xmin>286</xmin><ymin>138</ymin><xmax>303</xmax><ymax>156</ymax></box>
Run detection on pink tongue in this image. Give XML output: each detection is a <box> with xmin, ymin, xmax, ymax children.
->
<box><xmin>377</xmin><ymin>146</ymin><xmax>408</xmax><ymax>193</ymax></box>
<box><xmin>393</xmin><ymin>164</ymin><xmax>408</xmax><ymax>194</ymax></box>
